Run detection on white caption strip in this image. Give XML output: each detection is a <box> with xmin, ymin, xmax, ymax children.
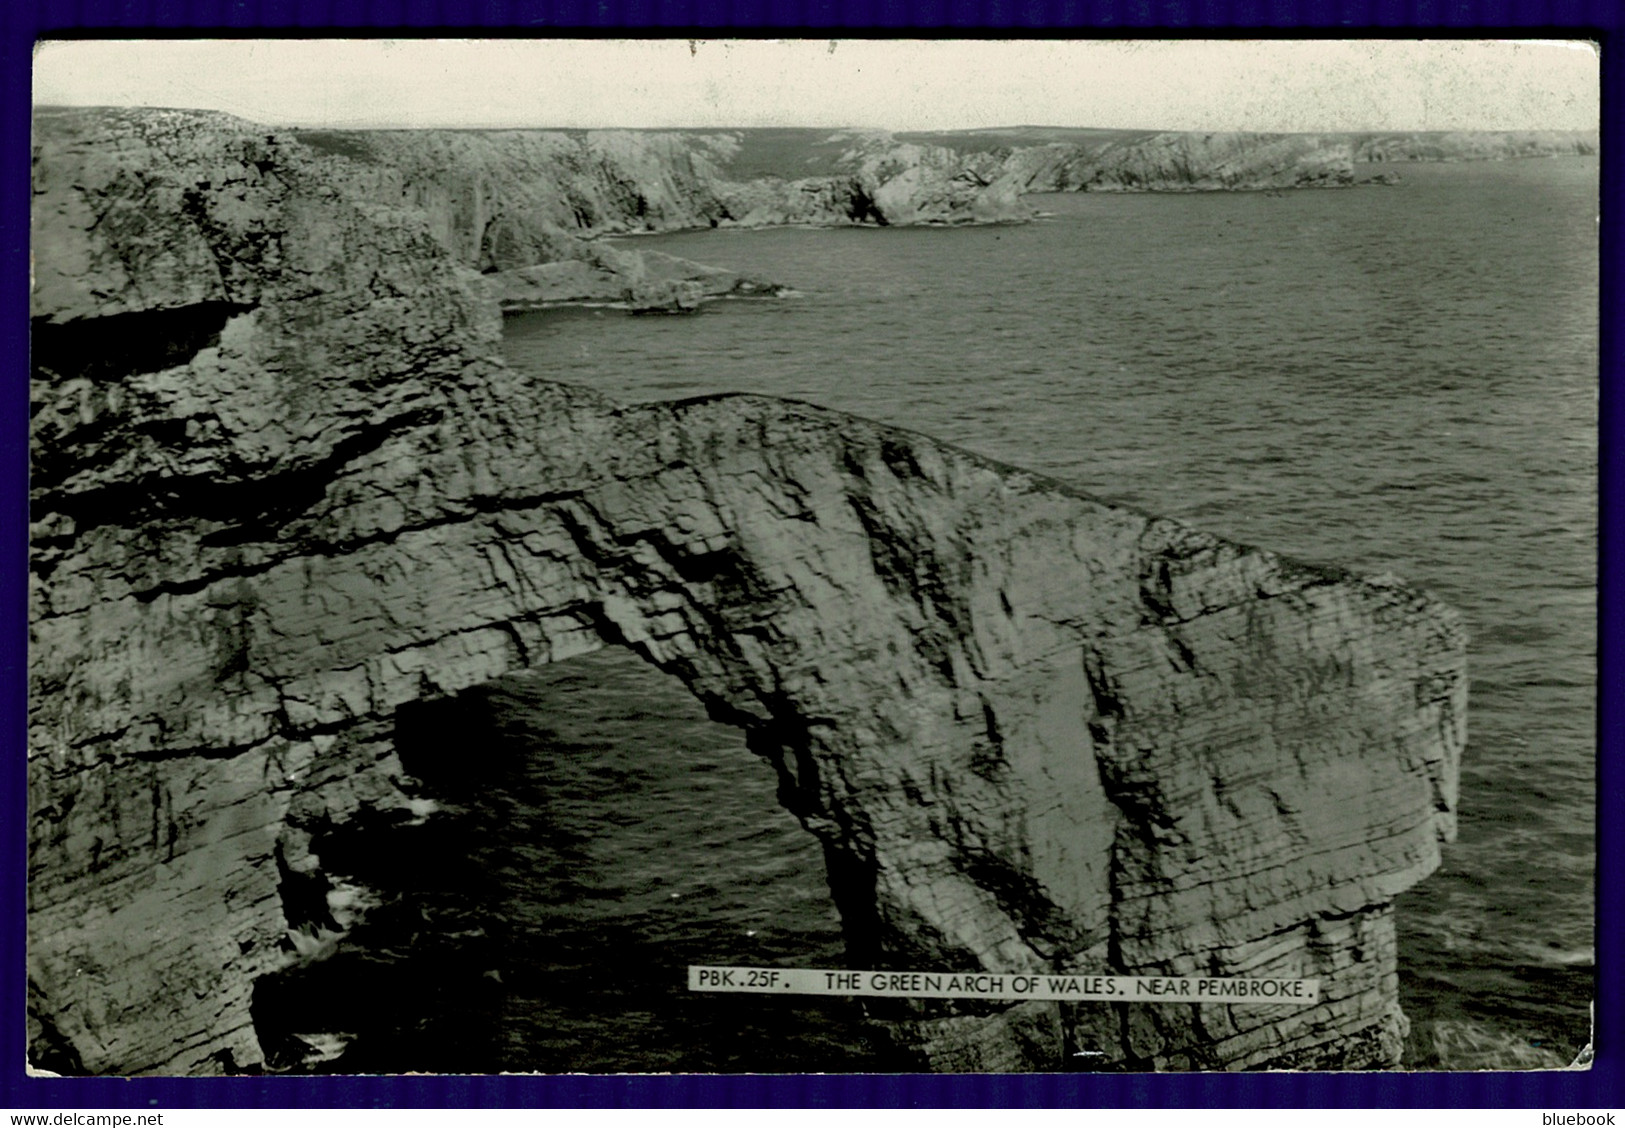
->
<box><xmin>688</xmin><ymin>966</ymin><xmax>1321</xmax><ymax>1005</ymax></box>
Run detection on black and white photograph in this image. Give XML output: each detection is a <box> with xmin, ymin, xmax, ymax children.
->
<box><xmin>26</xmin><ymin>38</ymin><xmax>1598</xmax><ymax>1077</ymax></box>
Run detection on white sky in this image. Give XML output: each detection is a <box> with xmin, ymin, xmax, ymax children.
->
<box><xmin>32</xmin><ymin>38</ymin><xmax>1599</xmax><ymax>133</ymax></box>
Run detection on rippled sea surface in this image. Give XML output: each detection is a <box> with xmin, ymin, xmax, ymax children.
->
<box><xmin>291</xmin><ymin>159</ymin><xmax>1597</xmax><ymax>1073</ymax></box>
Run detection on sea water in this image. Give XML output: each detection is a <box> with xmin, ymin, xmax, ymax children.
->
<box><xmin>275</xmin><ymin>158</ymin><xmax>1596</xmax><ymax>1073</ymax></box>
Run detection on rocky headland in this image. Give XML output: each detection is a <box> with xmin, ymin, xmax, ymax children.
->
<box><xmin>288</xmin><ymin>125</ymin><xmax>1030</xmax><ymax>312</ymax></box>
<box><xmin>899</xmin><ymin>126</ymin><xmax>1596</xmax><ymax>193</ymax></box>
<box><xmin>258</xmin><ymin>122</ymin><xmax>1601</xmax><ymax>312</ymax></box>
<box><xmin>30</xmin><ymin>106</ymin><xmax>1468</xmax><ymax>1076</ymax></box>
<box><xmin>1004</xmin><ymin>131</ymin><xmax>1359</xmax><ymax>192</ymax></box>
<box><xmin>1351</xmin><ymin>129</ymin><xmax>1599</xmax><ymax>163</ymax></box>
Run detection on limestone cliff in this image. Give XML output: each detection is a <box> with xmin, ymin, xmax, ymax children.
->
<box><xmin>258</xmin><ymin>123</ymin><xmax>1603</xmax><ymax>317</ymax></box>
<box><xmin>975</xmin><ymin>127</ymin><xmax>1596</xmax><ymax>194</ymax></box>
<box><xmin>293</xmin><ymin>128</ymin><xmax>736</xmax><ymax>260</ymax></box>
<box><xmin>29</xmin><ymin>107</ymin><xmax>1466</xmax><ymax>1076</ymax></box>
<box><xmin>292</xmin><ymin>126</ymin><xmax>1029</xmax><ymax>285</ymax></box>
<box><xmin>279</xmin><ymin>126</ymin><xmax>1029</xmax><ymax>313</ymax></box>
<box><xmin>715</xmin><ymin>131</ymin><xmax>1031</xmax><ymax>226</ymax></box>
<box><xmin>1352</xmin><ymin>129</ymin><xmax>1599</xmax><ymax>163</ymax></box>
<box><xmin>273</xmin><ymin>125</ymin><xmax>1603</xmax><ymax>304</ymax></box>
<box><xmin>1007</xmin><ymin>132</ymin><xmax>1356</xmax><ymax>193</ymax></box>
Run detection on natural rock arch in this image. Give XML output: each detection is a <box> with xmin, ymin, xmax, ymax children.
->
<box><xmin>30</xmin><ymin>387</ymin><xmax>1465</xmax><ymax>1075</ymax></box>
<box><xmin>27</xmin><ymin>107</ymin><xmax>1465</xmax><ymax>1076</ymax></box>
<box><xmin>247</xmin><ymin>643</ymin><xmax>884</xmax><ymax>1075</ymax></box>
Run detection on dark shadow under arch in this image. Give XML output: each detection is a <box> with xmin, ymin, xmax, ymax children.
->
<box><xmin>251</xmin><ymin>646</ymin><xmax>915</xmax><ymax>1074</ymax></box>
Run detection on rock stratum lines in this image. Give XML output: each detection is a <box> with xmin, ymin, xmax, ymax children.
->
<box><xmin>29</xmin><ymin>108</ymin><xmax>1471</xmax><ymax>1075</ymax></box>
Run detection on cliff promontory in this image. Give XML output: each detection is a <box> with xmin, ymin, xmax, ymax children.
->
<box><xmin>1006</xmin><ymin>132</ymin><xmax>1358</xmax><ymax>192</ymax></box>
<box><xmin>913</xmin><ymin>125</ymin><xmax>1597</xmax><ymax>193</ymax></box>
<box><xmin>1352</xmin><ymin>129</ymin><xmax>1599</xmax><ymax>163</ymax></box>
<box><xmin>254</xmin><ymin>123</ymin><xmax>1602</xmax><ymax>316</ymax></box>
<box><xmin>30</xmin><ymin>107</ymin><xmax>1466</xmax><ymax>1076</ymax></box>
<box><xmin>291</xmin><ymin>125</ymin><xmax>1032</xmax><ymax>304</ymax></box>
<box><xmin>274</xmin><ymin>126</ymin><xmax>1037</xmax><ymax>313</ymax></box>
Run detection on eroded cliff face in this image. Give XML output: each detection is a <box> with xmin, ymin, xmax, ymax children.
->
<box><xmin>712</xmin><ymin>132</ymin><xmax>1031</xmax><ymax>227</ymax></box>
<box><xmin>292</xmin><ymin>125</ymin><xmax>1031</xmax><ymax>308</ymax></box>
<box><xmin>253</xmin><ymin>124</ymin><xmax>1601</xmax><ymax>317</ymax></box>
<box><xmin>270</xmin><ymin>125</ymin><xmax>1603</xmax><ymax>309</ymax></box>
<box><xmin>29</xmin><ymin>107</ymin><xmax>1466</xmax><ymax>1076</ymax></box>
<box><xmin>979</xmin><ymin>127</ymin><xmax>1596</xmax><ymax>194</ymax></box>
<box><xmin>294</xmin><ymin>128</ymin><xmax>738</xmax><ymax>262</ymax></box>
<box><xmin>1352</xmin><ymin>130</ymin><xmax>1599</xmax><ymax>163</ymax></box>
<box><xmin>1008</xmin><ymin>132</ymin><xmax>1357</xmax><ymax>193</ymax></box>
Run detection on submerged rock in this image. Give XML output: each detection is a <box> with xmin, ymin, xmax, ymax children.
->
<box><xmin>476</xmin><ymin>247</ymin><xmax>781</xmax><ymax>313</ymax></box>
<box><xmin>623</xmin><ymin>277</ymin><xmax>706</xmax><ymax>314</ymax></box>
<box><xmin>28</xmin><ymin>107</ymin><xmax>1466</xmax><ymax>1076</ymax></box>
